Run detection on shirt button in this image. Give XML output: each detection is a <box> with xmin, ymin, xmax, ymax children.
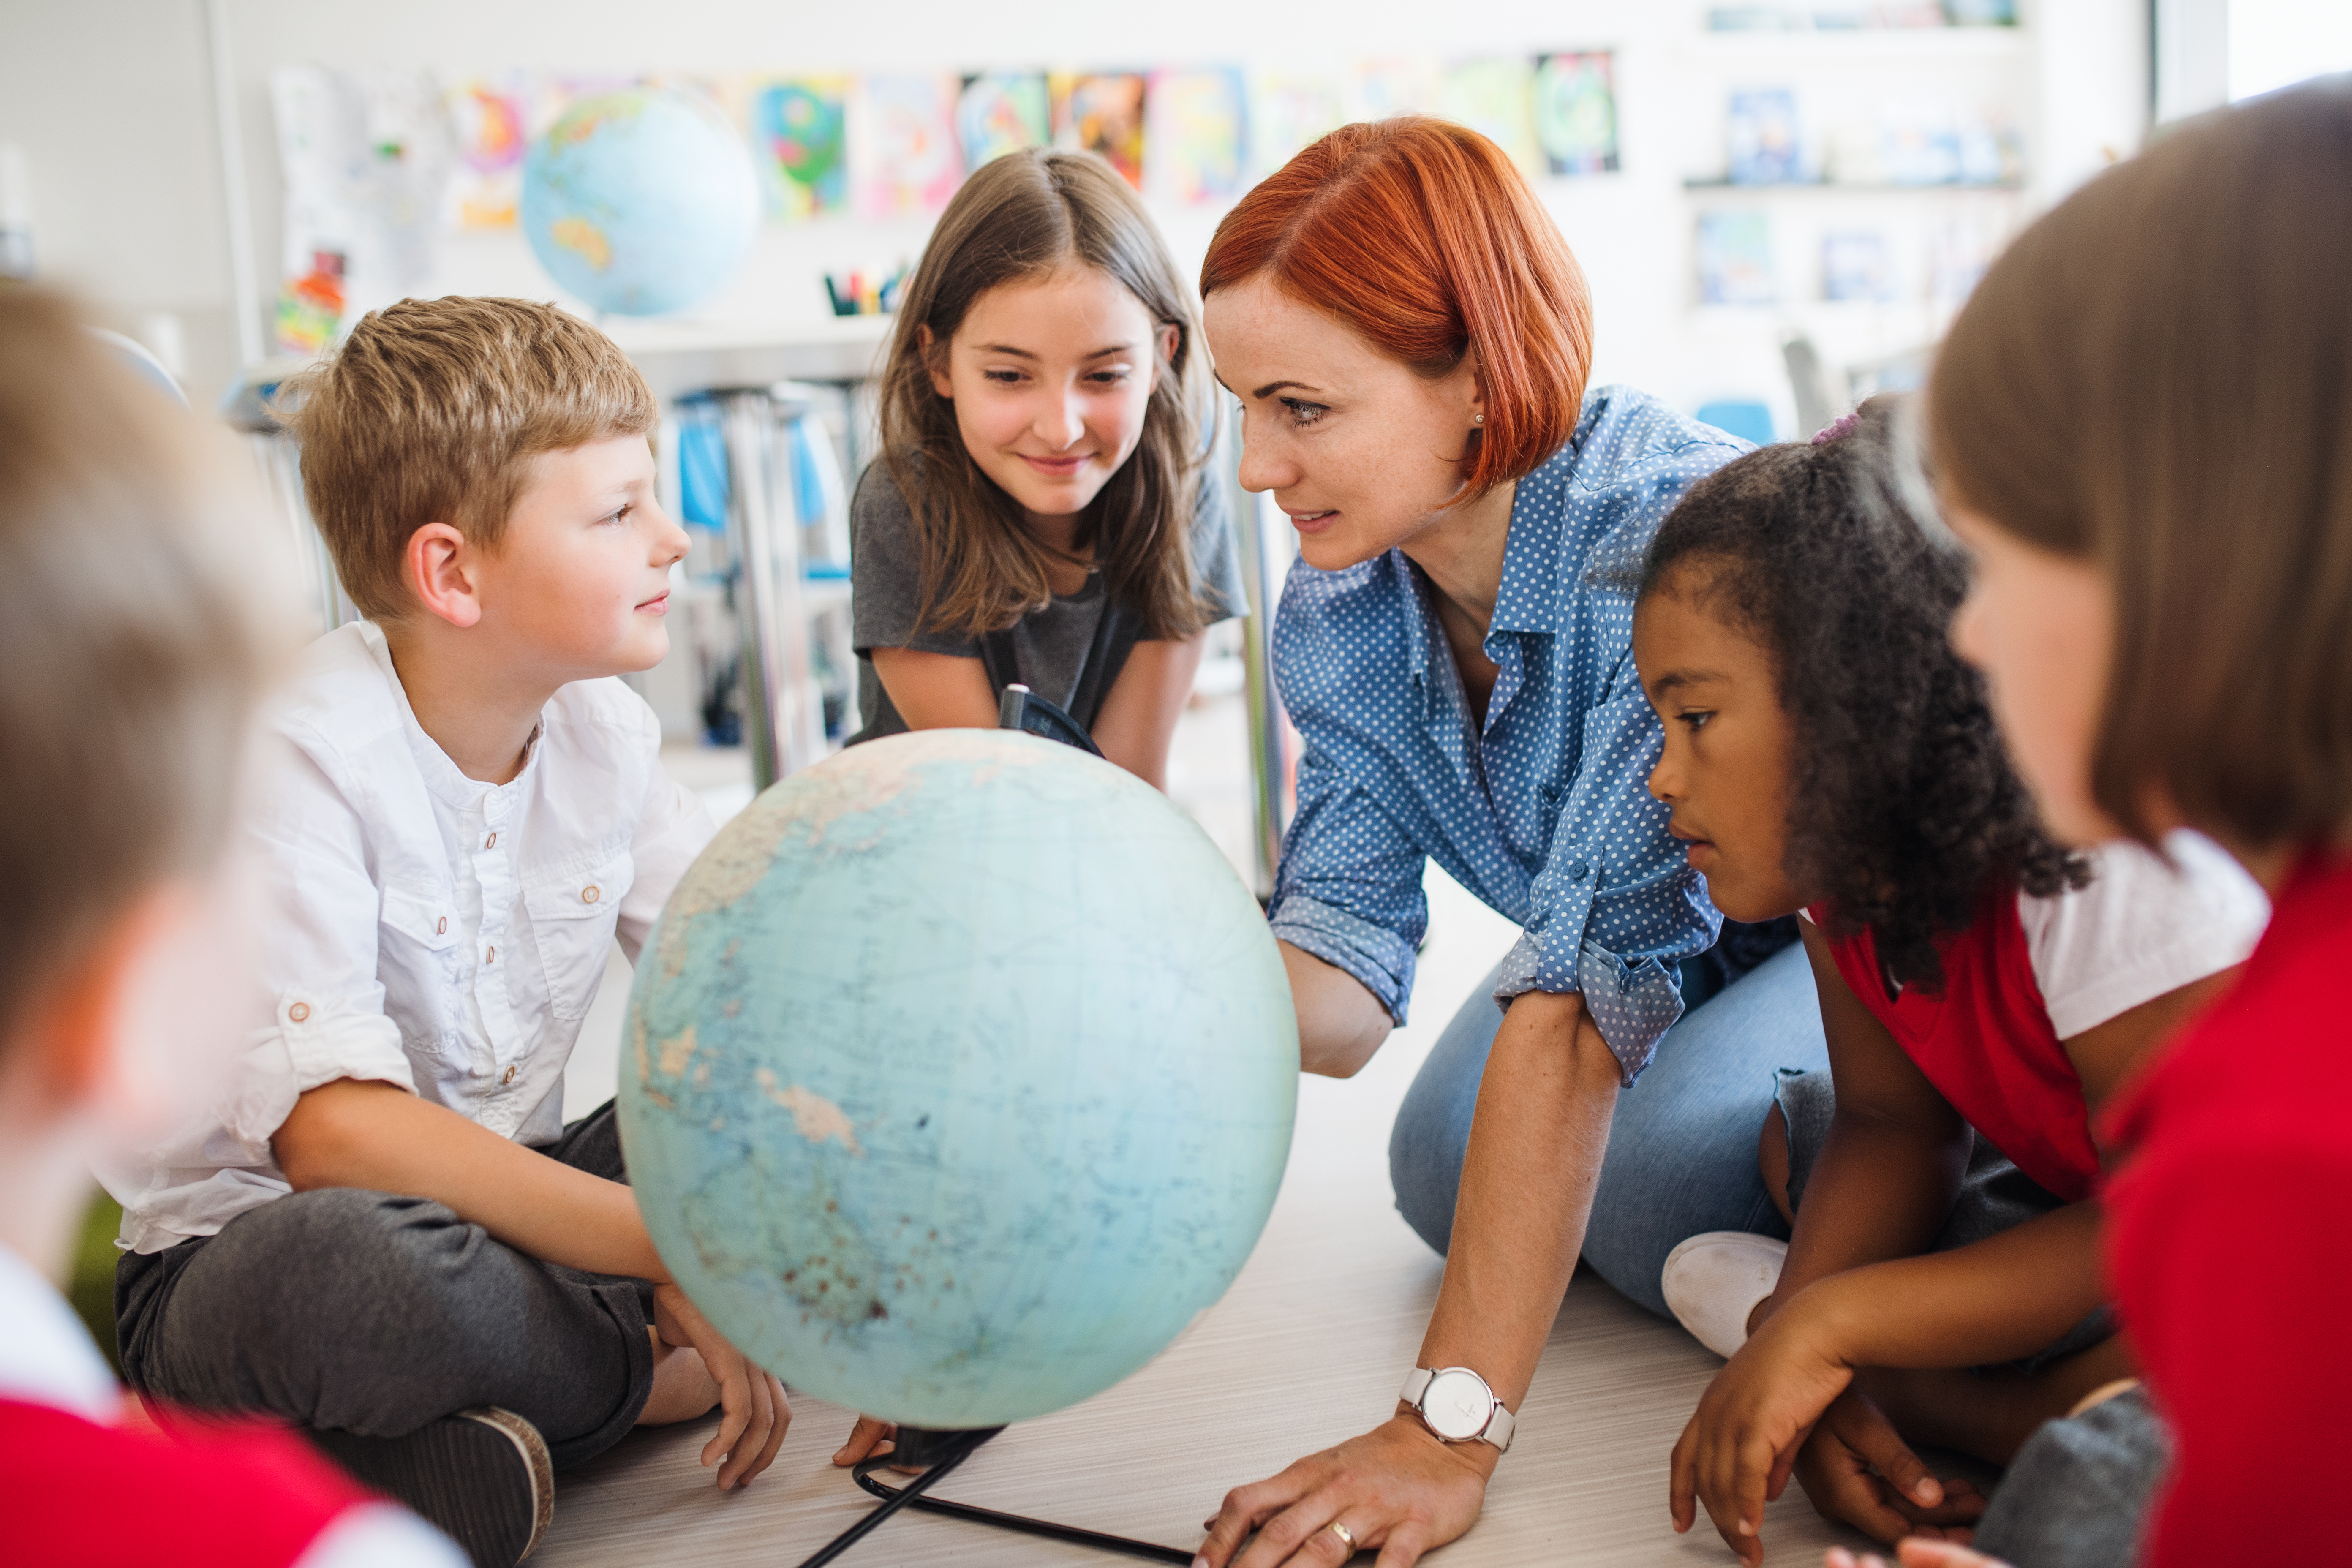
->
<box><xmin>582</xmin><ymin>885</ymin><xmax>600</xmax><ymax>904</ymax></box>
<box><xmin>486</xmin><ymin>946</ymin><xmax>496</xmax><ymax>963</ymax></box>
<box><xmin>287</xmin><ymin>1002</ymin><xmax>311</xmax><ymax>1024</ymax></box>
<box><xmin>436</xmin><ymin>916</ymin><xmax>448</xmax><ymax>935</ymax></box>
<box><xmin>501</xmin><ymin>1064</ymin><xmax>516</xmax><ymax>1084</ymax></box>
<box><xmin>1568</xmin><ymin>860</ymin><xmax>1591</xmax><ymax>881</ymax></box>
<box><xmin>485</xmin><ymin>831</ymin><xmax>498</xmax><ymax>849</ymax></box>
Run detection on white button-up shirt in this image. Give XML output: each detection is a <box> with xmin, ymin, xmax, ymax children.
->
<box><xmin>106</xmin><ymin>621</ymin><xmax>714</xmax><ymax>1254</ymax></box>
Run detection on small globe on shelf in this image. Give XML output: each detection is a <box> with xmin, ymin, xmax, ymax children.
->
<box><xmin>621</xmin><ymin>729</ymin><xmax>1298</xmax><ymax>1429</ymax></box>
<box><xmin>520</xmin><ymin>86</ymin><xmax>759</xmax><ymax>318</ymax></box>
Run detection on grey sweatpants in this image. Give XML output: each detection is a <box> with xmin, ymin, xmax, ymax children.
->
<box><xmin>114</xmin><ymin>1100</ymin><xmax>657</xmax><ymax>1469</ymax></box>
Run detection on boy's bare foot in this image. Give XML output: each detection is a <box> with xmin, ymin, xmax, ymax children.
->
<box><xmin>637</xmin><ymin>1329</ymin><xmax>723</xmax><ymax>1425</ymax></box>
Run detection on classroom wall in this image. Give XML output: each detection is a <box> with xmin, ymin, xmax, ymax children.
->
<box><xmin>0</xmin><ymin>0</ymin><xmax>2148</xmax><ymax>424</ymax></box>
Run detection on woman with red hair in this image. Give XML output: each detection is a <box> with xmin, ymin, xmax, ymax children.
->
<box><xmin>1194</xmin><ymin>119</ymin><xmax>1834</xmax><ymax>1565</ymax></box>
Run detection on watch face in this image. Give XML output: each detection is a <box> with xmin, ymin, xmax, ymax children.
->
<box><xmin>1421</xmin><ymin>1368</ymin><xmax>1492</xmax><ymax>1441</ymax></box>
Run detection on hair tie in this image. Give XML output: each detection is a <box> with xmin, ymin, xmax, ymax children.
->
<box><xmin>1812</xmin><ymin>412</ymin><xmax>1861</xmax><ymax>445</ymax></box>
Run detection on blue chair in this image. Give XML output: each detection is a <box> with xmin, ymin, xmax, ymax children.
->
<box><xmin>1696</xmin><ymin>398</ymin><xmax>1776</xmax><ymax>448</ymax></box>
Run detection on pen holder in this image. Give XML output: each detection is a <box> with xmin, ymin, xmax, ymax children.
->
<box><xmin>825</xmin><ymin>264</ymin><xmax>907</xmax><ymax>317</ymax></box>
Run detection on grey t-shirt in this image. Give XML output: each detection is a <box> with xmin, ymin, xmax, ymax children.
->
<box><xmin>848</xmin><ymin>460</ymin><xmax>1247</xmax><ymax>744</ymax></box>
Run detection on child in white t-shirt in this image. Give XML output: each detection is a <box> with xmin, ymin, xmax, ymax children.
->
<box><xmin>108</xmin><ymin>298</ymin><xmax>800</xmax><ymax>1567</ymax></box>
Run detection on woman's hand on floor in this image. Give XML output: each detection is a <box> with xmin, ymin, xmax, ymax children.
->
<box><xmin>652</xmin><ymin>1282</ymin><xmax>791</xmax><ymax>1489</ymax></box>
<box><xmin>1670</xmin><ymin>1304</ymin><xmax>1858</xmax><ymax>1566</ymax></box>
<box><xmin>1795</xmin><ymin>1392</ymin><xmax>1984</xmax><ymax>1547</ymax></box>
<box><xmin>1194</xmin><ymin>1413</ymin><xmax>1493</xmax><ymax>1567</ymax></box>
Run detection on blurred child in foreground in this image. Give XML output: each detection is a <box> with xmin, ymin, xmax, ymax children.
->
<box><xmin>0</xmin><ymin>289</ymin><xmax>461</xmax><ymax>1565</ymax></box>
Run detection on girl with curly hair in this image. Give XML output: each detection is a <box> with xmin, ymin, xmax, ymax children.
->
<box><xmin>1628</xmin><ymin>398</ymin><xmax>2268</xmax><ymax>1566</ymax></box>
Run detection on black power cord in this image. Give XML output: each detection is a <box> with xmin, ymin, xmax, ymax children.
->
<box><xmin>792</xmin><ymin>1426</ymin><xmax>1195</xmax><ymax>1566</ymax></box>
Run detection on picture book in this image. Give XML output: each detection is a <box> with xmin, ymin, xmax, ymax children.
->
<box><xmin>1697</xmin><ymin>210</ymin><xmax>1777</xmax><ymax>305</ymax></box>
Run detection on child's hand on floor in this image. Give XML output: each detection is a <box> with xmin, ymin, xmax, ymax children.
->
<box><xmin>1794</xmin><ymin>1392</ymin><xmax>1985</xmax><ymax>1546</ymax></box>
<box><xmin>653</xmin><ymin>1282</ymin><xmax>792</xmax><ymax>1489</ymax></box>
<box><xmin>835</xmin><ymin>1414</ymin><xmax>920</xmax><ymax>1473</ymax></box>
<box><xmin>1826</xmin><ymin>1541</ymin><xmax>2014</xmax><ymax>1568</ymax></box>
<box><xmin>1668</xmin><ymin>1301</ymin><xmax>1862</xmax><ymax>1565</ymax></box>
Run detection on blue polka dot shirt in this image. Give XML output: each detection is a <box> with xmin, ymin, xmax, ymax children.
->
<box><xmin>1266</xmin><ymin>386</ymin><xmax>1746</xmax><ymax>1083</ymax></box>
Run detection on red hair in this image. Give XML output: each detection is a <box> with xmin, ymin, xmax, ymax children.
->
<box><xmin>1200</xmin><ymin>117</ymin><xmax>1593</xmax><ymax>494</ymax></box>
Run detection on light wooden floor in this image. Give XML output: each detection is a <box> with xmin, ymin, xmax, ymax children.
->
<box><xmin>545</xmin><ymin>863</ymin><xmax>1868</xmax><ymax>1568</ymax></box>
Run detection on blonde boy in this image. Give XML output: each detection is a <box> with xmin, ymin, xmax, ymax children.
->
<box><xmin>110</xmin><ymin>298</ymin><xmax>787</xmax><ymax>1567</ymax></box>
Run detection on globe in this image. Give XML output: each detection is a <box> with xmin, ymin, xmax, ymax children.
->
<box><xmin>619</xmin><ymin>730</ymin><xmax>1299</xmax><ymax>1428</ymax></box>
<box><xmin>520</xmin><ymin>87</ymin><xmax>758</xmax><ymax>317</ymax></box>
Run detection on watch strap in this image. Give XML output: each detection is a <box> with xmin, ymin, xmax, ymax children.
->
<box><xmin>1399</xmin><ymin>1366</ymin><xmax>1516</xmax><ymax>1454</ymax></box>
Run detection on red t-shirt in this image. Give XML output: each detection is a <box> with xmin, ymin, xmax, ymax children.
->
<box><xmin>0</xmin><ymin>1396</ymin><xmax>369</xmax><ymax>1566</ymax></box>
<box><xmin>2102</xmin><ymin>851</ymin><xmax>2352</xmax><ymax>1568</ymax></box>
<box><xmin>1814</xmin><ymin>887</ymin><xmax>2103</xmax><ymax>1201</ymax></box>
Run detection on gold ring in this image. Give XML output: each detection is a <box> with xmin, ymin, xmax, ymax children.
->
<box><xmin>1326</xmin><ymin>1521</ymin><xmax>1358</xmax><ymax>1553</ymax></box>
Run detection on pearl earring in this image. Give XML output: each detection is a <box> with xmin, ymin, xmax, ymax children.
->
<box><xmin>1472</xmin><ymin>413</ymin><xmax>1484</xmax><ymax>426</ymax></box>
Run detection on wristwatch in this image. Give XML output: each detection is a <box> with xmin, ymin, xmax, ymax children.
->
<box><xmin>1400</xmin><ymin>1366</ymin><xmax>1516</xmax><ymax>1453</ymax></box>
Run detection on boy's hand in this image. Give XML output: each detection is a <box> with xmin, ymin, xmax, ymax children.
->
<box><xmin>1795</xmin><ymin>1392</ymin><xmax>1984</xmax><ymax>1547</ymax></box>
<box><xmin>1669</xmin><ymin>1303</ymin><xmax>1857</xmax><ymax>1565</ymax></box>
<box><xmin>652</xmin><ymin>1282</ymin><xmax>790</xmax><ymax>1489</ymax></box>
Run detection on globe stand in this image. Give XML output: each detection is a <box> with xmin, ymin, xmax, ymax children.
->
<box><xmin>791</xmin><ymin>1426</ymin><xmax>1192</xmax><ymax>1566</ymax></box>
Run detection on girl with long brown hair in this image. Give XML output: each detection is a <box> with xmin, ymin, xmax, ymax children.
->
<box><xmin>847</xmin><ymin>148</ymin><xmax>1244</xmax><ymax>787</ymax></box>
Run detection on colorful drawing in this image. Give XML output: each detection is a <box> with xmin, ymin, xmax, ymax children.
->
<box><xmin>1533</xmin><ymin>52</ymin><xmax>1619</xmax><ymax>175</ymax></box>
<box><xmin>857</xmin><ymin>76</ymin><xmax>960</xmax><ymax>217</ymax></box>
<box><xmin>956</xmin><ymin>72</ymin><xmax>1049</xmax><ymax>172</ymax></box>
<box><xmin>1251</xmin><ymin>71</ymin><xmax>1345</xmax><ymax>176</ymax></box>
<box><xmin>1052</xmin><ymin>73</ymin><xmax>1148</xmax><ymax>190</ymax></box>
<box><xmin>1348</xmin><ymin>59</ymin><xmax>1439</xmax><ymax>122</ymax></box>
<box><xmin>1727</xmin><ymin>88</ymin><xmax>1802</xmax><ymax>184</ymax></box>
<box><xmin>1437</xmin><ymin>59</ymin><xmax>1539</xmax><ymax>174</ymax></box>
<box><xmin>1150</xmin><ymin>67</ymin><xmax>1247</xmax><ymax>205</ymax></box>
<box><xmin>446</xmin><ymin>73</ymin><xmax>533</xmax><ymax>227</ymax></box>
<box><xmin>750</xmin><ymin>78</ymin><xmax>849</xmax><ymax>221</ymax></box>
<box><xmin>1697</xmin><ymin>210</ymin><xmax>1777</xmax><ymax>305</ymax></box>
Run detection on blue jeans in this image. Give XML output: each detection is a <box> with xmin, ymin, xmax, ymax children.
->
<box><xmin>1388</xmin><ymin>941</ymin><xmax>1828</xmax><ymax>1319</ymax></box>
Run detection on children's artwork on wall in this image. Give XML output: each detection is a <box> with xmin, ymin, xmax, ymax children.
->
<box><xmin>1727</xmin><ymin>87</ymin><xmax>1802</xmax><ymax>184</ymax></box>
<box><xmin>1533</xmin><ymin>52</ymin><xmax>1619</xmax><ymax>175</ymax></box>
<box><xmin>1697</xmin><ymin>210</ymin><xmax>1777</xmax><ymax>304</ymax></box>
<box><xmin>445</xmin><ymin>73</ymin><xmax>532</xmax><ymax>228</ymax></box>
<box><xmin>1052</xmin><ymin>73</ymin><xmax>1148</xmax><ymax>190</ymax></box>
<box><xmin>750</xmin><ymin>78</ymin><xmax>849</xmax><ymax>222</ymax></box>
<box><xmin>956</xmin><ymin>72</ymin><xmax>1049</xmax><ymax>172</ymax></box>
<box><xmin>539</xmin><ymin>73</ymin><xmax>646</xmax><ymax>133</ymax></box>
<box><xmin>1348</xmin><ymin>59</ymin><xmax>1440</xmax><ymax>123</ymax></box>
<box><xmin>1149</xmin><ymin>67</ymin><xmax>1248</xmax><ymax>206</ymax></box>
<box><xmin>857</xmin><ymin>75</ymin><xmax>961</xmax><ymax>217</ymax></box>
<box><xmin>1251</xmin><ymin>71</ymin><xmax>1345</xmax><ymax>177</ymax></box>
<box><xmin>271</xmin><ymin>65</ymin><xmax>452</xmax><ymax>338</ymax></box>
<box><xmin>1821</xmin><ymin>229</ymin><xmax>1895</xmax><ymax>300</ymax></box>
<box><xmin>1437</xmin><ymin>58</ymin><xmax>1540</xmax><ymax>174</ymax></box>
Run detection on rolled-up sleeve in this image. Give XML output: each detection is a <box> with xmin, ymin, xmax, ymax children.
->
<box><xmin>1266</xmin><ymin>743</ymin><xmax>1428</xmax><ymax>1024</ymax></box>
<box><xmin>223</xmin><ymin>740</ymin><xmax>415</xmax><ymax>1155</ymax></box>
<box><xmin>1491</xmin><ymin>672</ymin><xmax>1720</xmax><ymax>1081</ymax></box>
